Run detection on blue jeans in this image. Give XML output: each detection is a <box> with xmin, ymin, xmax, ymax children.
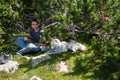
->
<box><xmin>16</xmin><ymin>37</ymin><xmax>41</xmax><ymax>54</ymax></box>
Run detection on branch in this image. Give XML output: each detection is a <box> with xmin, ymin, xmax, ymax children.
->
<box><xmin>46</xmin><ymin>22</ymin><xmax>60</xmax><ymax>28</ymax></box>
<box><xmin>16</xmin><ymin>23</ymin><xmax>27</xmax><ymax>32</ymax></box>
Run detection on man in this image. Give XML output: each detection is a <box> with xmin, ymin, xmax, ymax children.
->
<box><xmin>16</xmin><ymin>19</ymin><xmax>45</xmax><ymax>55</ymax></box>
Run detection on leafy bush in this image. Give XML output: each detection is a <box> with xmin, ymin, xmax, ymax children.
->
<box><xmin>0</xmin><ymin>0</ymin><xmax>120</xmax><ymax>73</ymax></box>
<box><xmin>0</xmin><ymin>0</ymin><xmax>23</xmax><ymax>52</ymax></box>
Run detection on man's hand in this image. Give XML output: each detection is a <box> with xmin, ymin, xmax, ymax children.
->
<box><xmin>35</xmin><ymin>43</ymin><xmax>44</xmax><ymax>46</ymax></box>
<box><xmin>24</xmin><ymin>37</ymin><xmax>29</xmax><ymax>41</ymax></box>
<box><xmin>24</xmin><ymin>34</ymin><xmax>31</xmax><ymax>41</ymax></box>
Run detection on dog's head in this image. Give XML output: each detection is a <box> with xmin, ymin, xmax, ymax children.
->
<box><xmin>50</xmin><ymin>38</ymin><xmax>61</xmax><ymax>49</ymax></box>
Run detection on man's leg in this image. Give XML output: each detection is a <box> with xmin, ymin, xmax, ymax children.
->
<box><xmin>17</xmin><ymin>37</ymin><xmax>26</xmax><ymax>49</ymax></box>
<box><xmin>16</xmin><ymin>43</ymin><xmax>41</xmax><ymax>55</ymax></box>
<box><xmin>17</xmin><ymin>37</ymin><xmax>32</xmax><ymax>49</ymax></box>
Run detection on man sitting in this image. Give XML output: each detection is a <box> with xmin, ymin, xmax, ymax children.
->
<box><xmin>16</xmin><ymin>19</ymin><xmax>44</xmax><ymax>55</ymax></box>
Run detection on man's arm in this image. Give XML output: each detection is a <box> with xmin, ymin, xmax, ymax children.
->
<box><xmin>24</xmin><ymin>34</ymin><xmax>31</xmax><ymax>41</ymax></box>
<box><xmin>34</xmin><ymin>42</ymin><xmax>44</xmax><ymax>46</ymax></box>
<box><xmin>24</xmin><ymin>34</ymin><xmax>44</xmax><ymax>46</ymax></box>
<box><xmin>34</xmin><ymin>29</ymin><xmax>45</xmax><ymax>46</ymax></box>
<box><xmin>24</xmin><ymin>28</ymin><xmax>33</xmax><ymax>41</ymax></box>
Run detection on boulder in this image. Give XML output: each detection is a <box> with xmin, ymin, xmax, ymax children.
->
<box><xmin>31</xmin><ymin>54</ymin><xmax>51</xmax><ymax>68</ymax></box>
<box><xmin>0</xmin><ymin>60</ymin><xmax>19</xmax><ymax>74</ymax></box>
<box><xmin>55</xmin><ymin>61</ymin><xmax>72</xmax><ymax>73</ymax></box>
<box><xmin>30</xmin><ymin>76</ymin><xmax>42</xmax><ymax>80</ymax></box>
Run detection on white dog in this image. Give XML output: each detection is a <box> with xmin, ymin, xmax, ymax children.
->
<box><xmin>45</xmin><ymin>38</ymin><xmax>68</xmax><ymax>54</ymax></box>
<box><xmin>68</xmin><ymin>40</ymin><xmax>86</xmax><ymax>53</ymax></box>
<box><xmin>45</xmin><ymin>38</ymin><xmax>86</xmax><ymax>54</ymax></box>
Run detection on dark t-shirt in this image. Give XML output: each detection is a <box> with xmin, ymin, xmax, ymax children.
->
<box><xmin>29</xmin><ymin>28</ymin><xmax>44</xmax><ymax>43</ymax></box>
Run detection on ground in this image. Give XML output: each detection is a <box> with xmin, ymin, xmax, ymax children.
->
<box><xmin>0</xmin><ymin>45</ymin><xmax>119</xmax><ymax>80</ymax></box>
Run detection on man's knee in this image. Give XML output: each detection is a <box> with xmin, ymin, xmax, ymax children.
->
<box><xmin>27</xmin><ymin>44</ymin><xmax>40</xmax><ymax>52</ymax></box>
<box><xmin>17</xmin><ymin>37</ymin><xmax>24</xmax><ymax>42</ymax></box>
<box><xmin>27</xmin><ymin>43</ymin><xmax>36</xmax><ymax>48</ymax></box>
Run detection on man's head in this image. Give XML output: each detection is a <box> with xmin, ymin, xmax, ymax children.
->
<box><xmin>31</xmin><ymin>19</ymin><xmax>39</xmax><ymax>30</ymax></box>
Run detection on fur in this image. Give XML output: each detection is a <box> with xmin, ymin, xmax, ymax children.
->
<box><xmin>45</xmin><ymin>38</ymin><xmax>68</xmax><ymax>54</ymax></box>
<box><xmin>68</xmin><ymin>40</ymin><xmax>86</xmax><ymax>53</ymax></box>
<box><xmin>45</xmin><ymin>38</ymin><xmax>86</xmax><ymax>54</ymax></box>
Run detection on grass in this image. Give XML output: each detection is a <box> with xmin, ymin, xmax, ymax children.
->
<box><xmin>0</xmin><ymin>44</ymin><xmax>120</xmax><ymax>80</ymax></box>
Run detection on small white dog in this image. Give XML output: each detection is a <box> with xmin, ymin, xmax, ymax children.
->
<box><xmin>45</xmin><ymin>38</ymin><xmax>68</xmax><ymax>54</ymax></box>
<box><xmin>45</xmin><ymin>38</ymin><xmax>86</xmax><ymax>54</ymax></box>
<box><xmin>51</xmin><ymin>38</ymin><xmax>68</xmax><ymax>52</ymax></box>
<box><xmin>68</xmin><ymin>40</ymin><xmax>86</xmax><ymax>53</ymax></box>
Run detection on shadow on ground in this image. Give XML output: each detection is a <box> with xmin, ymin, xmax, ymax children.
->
<box><xmin>64</xmin><ymin>54</ymin><xmax>120</xmax><ymax>80</ymax></box>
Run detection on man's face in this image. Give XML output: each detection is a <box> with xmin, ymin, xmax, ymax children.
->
<box><xmin>31</xmin><ymin>21</ymin><xmax>39</xmax><ymax>30</ymax></box>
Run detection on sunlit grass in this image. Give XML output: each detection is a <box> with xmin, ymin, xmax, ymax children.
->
<box><xmin>0</xmin><ymin>45</ymin><xmax>119</xmax><ymax>80</ymax></box>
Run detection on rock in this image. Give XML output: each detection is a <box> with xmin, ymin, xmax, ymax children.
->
<box><xmin>0</xmin><ymin>53</ymin><xmax>12</xmax><ymax>64</ymax></box>
<box><xmin>30</xmin><ymin>76</ymin><xmax>42</xmax><ymax>80</ymax></box>
<box><xmin>0</xmin><ymin>60</ymin><xmax>19</xmax><ymax>74</ymax></box>
<box><xmin>31</xmin><ymin>54</ymin><xmax>51</xmax><ymax>68</ymax></box>
<box><xmin>21</xmin><ymin>56</ymin><xmax>31</xmax><ymax>60</ymax></box>
<box><xmin>22</xmin><ymin>73</ymin><xmax>28</xmax><ymax>79</ymax></box>
<box><xmin>55</xmin><ymin>61</ymin><xmax>69</xmax><ymax>73</ymax></box>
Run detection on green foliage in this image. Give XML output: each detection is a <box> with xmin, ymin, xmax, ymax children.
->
<box><xmin>35</xmin><ymin>0</ymin><xmax>120</xmax><ymax>60</ymax></box>
<box><xmin>34</xmin><ymin>0</ymin><xmax>120</xmax><ymax>78</ymax></box>
<box><xmin>0</xmin><ymin>0</ymin><xmax>120</xmax><ymax>79</ymax></box>
<box><xmin>0</xmin><ymin>0</ymin><xmax>23</xmax><ymax>52</ymax></box>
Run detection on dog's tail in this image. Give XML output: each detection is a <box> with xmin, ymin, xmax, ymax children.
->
<box><xmin>78</xmin><ymin>44</ymin><xmax>86</xmax><ymax>51</ymax></box>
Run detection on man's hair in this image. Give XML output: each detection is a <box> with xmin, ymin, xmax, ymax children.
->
<box><xmin>31</xmin><ymin>18</ymin><xmax>39</xmax><ymax>24</ymax></box>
